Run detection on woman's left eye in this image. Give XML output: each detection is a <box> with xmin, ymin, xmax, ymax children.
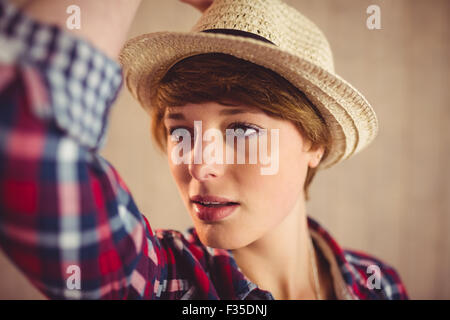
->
<box><xmin>227</xmin><ymin>122</ymin><xmax>262</xmax><ymax>137</ymax></box>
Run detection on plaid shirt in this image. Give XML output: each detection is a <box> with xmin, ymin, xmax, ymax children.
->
<box><xmin>0</xmin><ymin>0</ymin><xmax>409</xmax><ymax>300</ymax></box>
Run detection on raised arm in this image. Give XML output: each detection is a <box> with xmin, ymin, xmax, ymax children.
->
<box><xmin>17</xmin><ymin>0</ymin><xmax>141</xmax><ymax>59</ymax></box>
<box><xmin>0</xmin><ymin>0</ymin><xmax>161</xmax><ymax>299</ymax></box>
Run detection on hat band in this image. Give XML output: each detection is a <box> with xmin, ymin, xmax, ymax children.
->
<box><xmin>201</xmin><ymin>29</ymin><xmax>275</xmax><ymax>45</ymax></box>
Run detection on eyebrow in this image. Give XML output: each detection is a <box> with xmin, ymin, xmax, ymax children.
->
<box><xmin>164</xmin><ymin>107</ymin><xmax>260</xmax><ymax>120</ymax></box>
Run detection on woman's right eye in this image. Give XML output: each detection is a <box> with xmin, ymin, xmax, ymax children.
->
<box><xmin>168</xmin><ymin>127</ymin><xmax>193</xmax><ymax>141</ymax></box>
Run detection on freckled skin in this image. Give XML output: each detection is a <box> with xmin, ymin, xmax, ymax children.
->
<box><xmin>164</xmin><ymin>101</ymin><xmax>322</xmax><ymax>250</ymax></box>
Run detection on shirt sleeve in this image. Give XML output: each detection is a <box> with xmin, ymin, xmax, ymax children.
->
<box><xmin>0</xmin><ymin>0</ymin><xmax>164</xmax><ymax>299</ymax></box>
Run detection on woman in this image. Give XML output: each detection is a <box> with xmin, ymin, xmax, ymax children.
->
<box><xmin>120</xmin><ymin>0</ymin><xmax>409</xmax><ymax>300</ymax></box>
<box><xmin>0</xmin><ymin>0</ymin><xmax>408</xmax><ymax>299</ymax></box>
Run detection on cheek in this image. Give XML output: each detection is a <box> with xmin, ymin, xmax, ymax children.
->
<box><xmin>229</xmin><ymin>126</ymin><xmax>309</xmax><ymax>214</ymax></box>
<box><xmin>253</xmin><ymin>130</ymin><xmax>309</xmax><ymax>218</ymax></box>
<box><xmin>167</xmin><ymin>150</ymin><xmax>191</xmax><ymax>196</ymax></box>
<box><xmin>249</xmin><ymin>163</ymin><xmax>305</xmax><ymax>219</ymax></box>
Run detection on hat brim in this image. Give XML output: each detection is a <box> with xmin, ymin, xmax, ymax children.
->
<box><xmin>119</xmin><ymin>31</ymin><xmax>378</xmax><ymax>169</ymax></box>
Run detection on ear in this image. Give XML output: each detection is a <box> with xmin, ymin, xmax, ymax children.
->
<box><xmin>308</xmin><ymin>146</ymin><xmax>325</xmax><ymax>169</ymax></box>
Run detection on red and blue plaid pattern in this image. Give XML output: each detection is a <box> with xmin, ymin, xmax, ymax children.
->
<box><xmin>0</xmin><ymin>0</ymin><xmax>408</xmax><ymax>300</ymax></box>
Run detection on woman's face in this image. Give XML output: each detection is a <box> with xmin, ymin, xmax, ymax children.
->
<box><xmin>163</xmin><ymin>101</ymin><xmax>322</xmax><ymax>249</ymax></box>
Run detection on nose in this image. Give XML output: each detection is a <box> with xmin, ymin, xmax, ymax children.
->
<box><xmin>188</xmin><ymin>161</ymin><xmax>224</xmax><ymax>181</ymax></box>
<box><xmin>188</xmin><ymin>126</ymin><xmax>225</xmax><ymax>181</ymax></box>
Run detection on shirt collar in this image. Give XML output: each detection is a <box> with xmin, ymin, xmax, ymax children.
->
<box><xmin>187</xmin><ymin>215</ymin><xmax>363</xmax><ymax>299</ymax></box>
<box><xmin>307</xmin><ymin>217</ymin><xmax>358</xmax><ymax>299</ymax></box>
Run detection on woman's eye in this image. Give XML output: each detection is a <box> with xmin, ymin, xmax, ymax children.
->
<box><xmin>168</xmin><ymin>127</ymin><xmax>192</xmax><ymax>141</ymax></box>
<box><xmin>167</xmin><ymin>123</ymin><xmax>262</xmax><ymax>141</ymax></box>
<box><xmin>227</xmin><ymin>122</ymin><xmax>261</xmax><ymax>137</ymax></box>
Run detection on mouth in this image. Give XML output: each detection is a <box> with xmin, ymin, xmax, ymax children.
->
<box><xmin>191</xmin><ymin>200</ymin><xmax>240</xmax><ymax>207</ymax></box>
<box><xmin>190</xmin><ymin>195</ymin><xmax>240</xmax><ymax>222</ymax></box>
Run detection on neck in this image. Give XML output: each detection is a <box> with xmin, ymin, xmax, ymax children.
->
<box><xmin>230</xmin><ymin>195</ymin><xmax>323</xmax><ymax>300</ymax></box>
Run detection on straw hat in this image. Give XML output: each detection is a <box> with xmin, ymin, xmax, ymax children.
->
<box><xmin>119</xmin><ymin>0</ymin><xmax>379</xmax><ymax>169</ymax></box>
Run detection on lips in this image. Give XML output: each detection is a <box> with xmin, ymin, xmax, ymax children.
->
<box><xmin>190</xmin><ymin>195</ymin><xmax>239</xmax><ymax>206</ymax></box>
<box><xmin>190</xmin><ymin>195</ymin><xmax>240</xmax><ymax>222</ymax></box>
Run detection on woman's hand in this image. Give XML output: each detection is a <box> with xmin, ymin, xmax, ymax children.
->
<box><xmin>180</xmin><ymin>0</ymin><xmax>213</xmax><ymax>12</ymax></box>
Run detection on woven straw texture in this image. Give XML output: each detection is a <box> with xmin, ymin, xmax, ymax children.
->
<box><xmin>119</xmin><ymin>0</ymin><xmax>379</xmax><ymax>169</ymax></box>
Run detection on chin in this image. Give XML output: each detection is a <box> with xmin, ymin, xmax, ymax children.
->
<box><xmin>194</xmin><ymin>223</ymin><xmax>253</xmax><ymax>250</ymax></box>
